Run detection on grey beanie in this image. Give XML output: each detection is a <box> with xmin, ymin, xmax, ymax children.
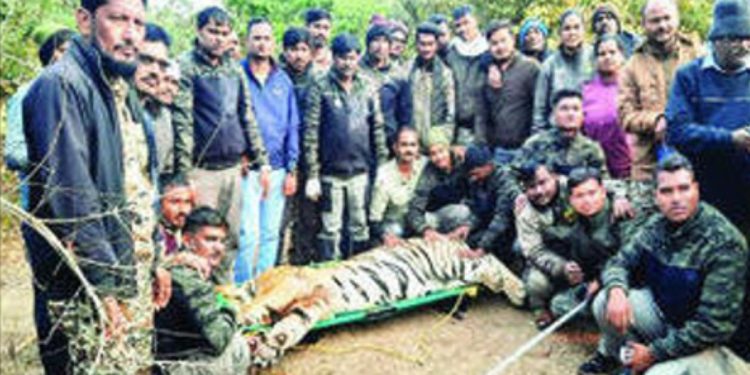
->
<box><xmin>709</xmin><ymin>0</ymin><xmax>750</xmax><ymax>40</ymax></box>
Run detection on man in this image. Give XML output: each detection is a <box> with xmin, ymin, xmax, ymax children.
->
<box><xmin>532</xmin><ymin>9</ymin><xmax>594</xmax><ymax>133</ymax></box>
<box><xmin>619</xmin><ymin>0</ymin><xmax>701</xmax><ymax>183</ymax></box>
<box><xmin>281</xmin><ymin>27</ymin><xmax>317</xmax><ymax>106</ymax></box>
<box><xmin>225</xmin><ymin>31</ymin><xmax>242</xmax><ymax>60</ymax></box>
<box><xmin>155</xmin><ymin>207</ymin><xmax>251</xmax><ymax>374</ymax></box>
<box><xmin>22</xmin><ymin>0</ymin><xmax>149</xmax><ymax>372</ymax></box>
<box><xmin>427</xmin><ymin>13</ymin><xmax>452</xmax><ymax>61</ymax></box>
<box><xmin>158</xmin><ymin>62</ymin><xmax>180</xmax><ymax>105</ymax></box>
<box><xmin>370</xmin><ymin>127</ymin><xmax>427</xmax><ymax>247</ymax></box>
<box><xmin>591</xmin><ymin>3</ymin><xmax>642</xmax><ymax>58</ymax></box>
<box><xmin>390</xmin><ymin>20</ymin><xmax>409</xmax><ymax>64</ymax></box>
<box><xmin>520</xmin><ymin>90</ymin><xmax>607</xmax><ymax>177</ymax></box>
<box><xmin>445</xmin><ymin>4</ymin><xmax>488</xmax><ymax>145</ymax></box>
<box><xmin>236</xmin><ymin>18</ymin><xmax>300</xmax><ymax>282</ymax></box>
<box><xmin>579</xmin><ymin>155</ymin><xmax>748</xmax><ymax>374</ymax></box>
<box><xmin>304</xmin><ymin>8</ymin><xmax>333</xmax><ymax>71</ymax></box>
<box><xmin>666</xmin><ymin>0</ymin><xmax>750</xmax><ymax>358</ymax></box>
<box><xmin>157</xmin><ymin>174</ymin><xmax>195</xmax><ymax>257</ymax></box>
<box><xmin>518</xmin><ymin>18</ymin><xmax>551</xmax><ymax>63</ymax></box>
<box><xmin>360</xmin><ymin>23</ymin><xmax>411</xmax><ymax>145</ymax></box>
<box><xmin>407</xmin><ymin>22</ymin><xmax>455</xmax><ymax>150</ymax></box>
<box><xmin>516</xmin><ymin>165</ymin><xmax>631</xmax><ymax>329</ymax></box>
<box><xmin>475</xmin><ymin>20</ymin><xmax>540</xmax><ymax>163</ymax></box>
<box><xmin>172</xmin><ymin>6</ymin><xmax>270</xmax><ymax>271</ymax></box>
<box><xmin>304</xmin><ymin>33</ymin><xmax>388</xmax><ymax>260</ymax></box>
<box><xmin>134</xmin><ymin>23</ymin><xmax>173</xmax><ymax>178</ymax></box>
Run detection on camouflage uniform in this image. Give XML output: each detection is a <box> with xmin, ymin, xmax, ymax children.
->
<box><xmin>360</xmin><ymin>54</ymin><xmax>410</xmax><ymax>146</ymax></box>
<box><xmin>593</xmin><ymin>203</ymin><xmax>748</xmax><ymax>365</ymax></box>
<box><xmin>154</xmin><ymin>265</ymin><xmax>250</xmax><ymax>374</ymax></box>
<box><xmin>369</xmin><ymin>156</ymin><xmax>428</xmax><ymax>241</ymax></box>
<box><xmin>304</xmin><ymin>70</ymin><xmax>388</xmax><ymax>259</ymax></box>
<box><xmin>517</xmin><ymin>128</ymin><xmax>608</xmax><ymax>177</ymax></box>
<box><xmin>406</xmin><ymin>56</ymin><xmax>456</xmax><ymax>151</ymax></box>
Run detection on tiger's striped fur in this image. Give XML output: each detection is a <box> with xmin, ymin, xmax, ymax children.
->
<box><xmin>224</xmin><ymin>238</ymin><xmax>525</xmax><ymax>366</ymax></box>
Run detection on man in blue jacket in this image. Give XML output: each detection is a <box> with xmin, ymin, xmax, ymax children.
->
<box><xmin>22</xmin><ymin>0</ymin><xmax>150</xmax><ymax>372</ymax></box>
<box><xmin>236</xmin><ymin>17</ymin><xmax>300</xmax><ymax>282</ymax></box>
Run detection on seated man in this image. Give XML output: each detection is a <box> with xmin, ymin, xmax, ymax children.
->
<box><xmin>406</xmin><ymin>129</ymin><xmax>518</xmax><ymax>254</ymax></box>
<box><xmin>157</xmin><ymin>173</ymin><xmax>195</xmax><ymax>257</ymax></box>
<box><xmin>369</xmin><ymin>127</ymin><xmax>427</xmax><ymax>247</ymax></box>
<box><xmin>516</xmin><ymin>163</ymin><xmax>632</xmax><ymax>329</ymax></box>
<box><xmin>154</xmin><ymin>207</ymin><xmax>251</xmax><ymax>374</ymax></box>
<box><xmin>579</xmin><ymin>154</ymin><xmax>749</xmax><ymax>375</ymax></box>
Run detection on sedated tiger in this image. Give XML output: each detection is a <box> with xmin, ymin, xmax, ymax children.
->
<box><xmin>218</xmin><ymin>238</ymin><xmax>526</xmax><ymax>366</ymax></box>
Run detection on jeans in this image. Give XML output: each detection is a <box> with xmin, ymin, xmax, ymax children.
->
<box><xmin>235</xmin><ymin>169</ymin><xmax>287</xmax><ymax>283</ymax></box>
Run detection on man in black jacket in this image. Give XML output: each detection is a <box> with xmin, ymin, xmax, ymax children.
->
<box><xmin>22</xmin><ymin>0</ymin><xmax>149</xmax><ymax>372</ymax></box>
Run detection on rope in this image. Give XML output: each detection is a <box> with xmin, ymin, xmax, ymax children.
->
<box><xmin>483</xmin><ymin>299</ymin><xmax>589</xmax><ymax>375</ymax></box>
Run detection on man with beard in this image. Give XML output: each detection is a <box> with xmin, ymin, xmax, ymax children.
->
<box><xmin>520</xmin><ymin>90</ymin><xmax>607</xmax><ymax>177</ymax></box>
<box><xmin>389</xmin><ymin>20</ymin><xmax>409</xmax><ymax>65</ymax></box>
<box><xmin>370</xmin><ymin>127</ymin><xmax>427</xmax><ymax>247</ymax></box>
<box><xmin>518</xmin><ymin>18</ymin><xmax>551</xmax><ymax>63</ymax></box>
<box><xmin>157</xmin><ymin>174</ymin><xmax>195</xmax><ymax>257</ymax></box>
<box><xmin>475</xmin><ymin>20</ymin><xmax>540</xmax><ymax>164</ymax></box>
<box><xmin>22</xmin><ymin>0</ymin><xmax>151</xmax><ymax>372</ymax></box>
<box><xmin>427</xmin><ymin>13</ymin><xmax>452</xmax><ymax>61</ymax></box>
<box><xmin>236</xmin><ymin>17</ymin><xmax>299</xmax><ymax>282</ymax></box>
<box><xmin>591</xmin><ymin>3</ymin><xmax>642</xmax><ymax>58</ymax></box>
<box><xmin>532</xmin><ymin>9</ymin><xmax>594</xmax><ymax>133</ymax></box>
<box><xmin>666</xmin><ymin>0</ymin><xmax>750</xmax><ymax>359</ymax></box>
<box><xmin>304</xmin><ymin>8</ymin><xmax>333</xmax><ymax>71</ymax></box>
<box><xmin>172</xmin><ymin>6</ymin><xmax>270</xmax><ymax>280</ymax></box>
<box><xmin>134</xmin><ymin>23</ymin><xmax>174</xmax><ymax>178</ymax></box>
<box><xmin>304</xmin><ymin>34</ymin><xmax>388</xmax><ymax>260</ymax></box>
<box><xmin>445</xmin><ymin>4</ymin><xmax>488</xmax><ymax>146</ymax></box>
<box><xmin>579</xmin><ymin>155</ymin><xmax>748</xmax><ymax>374</ymax></box>
<box><xmin>407</xmin><ymin>22</ymin><xmax>455</xmax><ymax>151</ymax></box>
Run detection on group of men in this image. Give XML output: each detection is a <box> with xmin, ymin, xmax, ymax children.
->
<box><xmin>6</xmin><ymin>0</ymin><xmax>750</xmax><ymax>373</ymax></box>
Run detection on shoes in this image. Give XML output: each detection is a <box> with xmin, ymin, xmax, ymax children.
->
<box><xmin>578</xmin><ymin>351</ymin><xmax>620</xmax><ymax>375</ymax></box>
<box><xmin>533</xmin><ymin>309</ymin><xmax>555</xmax><ymax>330</ymax></box>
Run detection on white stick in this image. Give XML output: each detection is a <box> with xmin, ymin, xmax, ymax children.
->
<box><xmin>484</xmin><ymin>299</ymin><xmax>589</xmax><ymax>375</ymax></box>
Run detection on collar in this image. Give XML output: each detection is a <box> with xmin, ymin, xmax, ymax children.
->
<box><xmin>242</xmin><ymin>57</ymin><xmax>279</xmax><ymax>83</ymax></box>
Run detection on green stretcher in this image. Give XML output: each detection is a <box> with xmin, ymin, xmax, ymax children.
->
<box><xmin>223</xmin><ymin>284</ymin><xmax>480</xmax><ymax>335</ymax></box>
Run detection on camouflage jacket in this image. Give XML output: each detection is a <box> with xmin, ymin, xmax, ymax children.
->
<box><xmin>407</xmin><ymin>56</ymin><xmax>456</xmax><ymax>150</ymax></box>
<box><xmin>172</xmin><ymin>43</ymin><xmax>268</xmax><ymax>172</ymax></box>
<box><xmin>517</xmin><ymin>128</ymin><xmax>608</xmax><ymax>178</ymax></box>
<box><xmin>303</xmin><ymin>70</ymin><xmax>388</xmax><ymax>178</ymax></box>
<box><xmin>154</xmin><ymin>265</ymin><xmax>239</xmax><ymax>360</ymax></box>
<box><xmin>602</xmin><ymin>203</ymin><xmax>748</xmax><ymax>362</ymax></box>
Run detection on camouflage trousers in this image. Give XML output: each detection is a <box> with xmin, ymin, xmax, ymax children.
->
<box><xmin>524</xmin><ymin>266</ymin><xmax>593</xmax><ymax>318</ymax></box>
<box><xmin>48</xmin><ymin>292</ymin><xmax>153</xmax><ymax>374</ymax></box>
<box><xmin>156</xmin><ymin>332</ymin><xmax>251</xmax><ymax>375</ymax></box>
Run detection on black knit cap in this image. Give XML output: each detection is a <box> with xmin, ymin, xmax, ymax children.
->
<box><xmin>416</xmin><ymin>22</ymin><xmax>443</xmax><ymax>37</ymax></box>
<box><xmin>366</xmin><ymin>24</ymin><xmax>392</xmax><ymax>46</ymax></box>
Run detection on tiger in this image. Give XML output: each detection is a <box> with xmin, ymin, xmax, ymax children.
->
<box><xmin>218</xmin><ymin>238</ymin><xmax>526</xmax><ymax>366</ymax></box>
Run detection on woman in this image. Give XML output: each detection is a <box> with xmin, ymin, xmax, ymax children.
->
<box><xmin>582</xmin><ymin>35</ymin><xmax>632</xmax><ymax>179</ymax></box>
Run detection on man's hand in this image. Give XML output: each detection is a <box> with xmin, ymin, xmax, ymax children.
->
<box><xmin>469</xmin><ymin>164</ymin><xmax>495</xmax><ymax>182</ymax></box>
<box><xmin>283</xmin><ymin>172</ymin><xmax>297</xmax><ymax>197</ymax></box>
<box><xmin>613</xmin><ymin>197</ymin><xmax>635</xmax><ymax>220</ymax></box>
<box><xmin>259</xmin><ymin>167</ymin><xmax>271</xmax><ymax>199</ymax></box>
<box><xmin>103</xmin><ymin>296</ymin><xmax>126</xmax><ymax>341</ymax></box>
<box><xmin>152</xmin><ymin>267</ymin><xmax>172</xmax><ymax>310</ymax></box>
<box><xmin>448</xmin><ymin>225</ymin><xmax>471</xmax><ymax>241</ymax></box>
<box><xmin>732</xmin><ymin>127</ymin><xmax>750</xmax><ymax>153</ymax></box>
<box><xmin>451</xmin><ymin>146</ymin><xmax>467</xmax><ymax>162</ymax></box>
<box><xmin>628</xmin><ymin>342</ymin><xmax>656</xmax><ymax>373</ymax></box>
<box><xmin>423</xmin><ymin>228</ymin><xmax>445</xmax><ymax>242</ymax></box>
<box><xmin>459</xmin><ymin>247</ymin><xmax>486</xmax><ymax>259</ymax></box>
<box><xmin>382</xmin><ymin>233</ymin><xmax>403</xmax><ymax>248</ymax></box>
<box><xmin>564</xmin><ymin>261</ymin><xmax>584</xmax><ymax>285</ymax></box>
<box><xmin>654</xmin><ymin>116</ymin><xmax>667</xmax><ymax>141</ymax></box>
<box><xmin>514</xmin><ymin>193</ymin><xmax>529</xmax><ymax>214</ymax></box>
<box><xmin>606</xmin><ymin>287</ymin><xmax>633</xmax><ymax>334</ymax></box>
<box><xmin>587</xmin><ymin>280</ymin><xmax>601</xmax><ymax>297</ymax></box>
<box><xmin>305</xmin><ymin>178</ymin><xmax>322</xmax><ymax>201</ymax></box>
<box><xmin>170</xmin><ymin>252</ymin><xmax>211</xmax><ymax>280</ymax></box>
<box><xmin>487</xmin><ymin>64</ymin><xmax>503</xmax><ymax>89</ymax></box>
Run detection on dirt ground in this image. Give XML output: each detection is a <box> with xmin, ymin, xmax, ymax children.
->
<box><xmin>0</xmin><ymin>225</ymin><xmax>597</xmax><ymax>375</ymax></box>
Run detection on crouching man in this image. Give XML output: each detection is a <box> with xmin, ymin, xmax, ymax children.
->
<box><xmin>579</xmin><ymin>154</ymin><xmax>749</xmax><ymax>374</ymax></box>
<box><xmin>155</xmin><ymin>207</ymin><xmax>251</xmax><ymax>374</ymax></box>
